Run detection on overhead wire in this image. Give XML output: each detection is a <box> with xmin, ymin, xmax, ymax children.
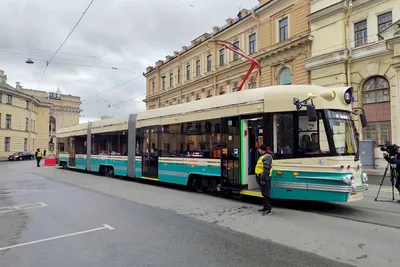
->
<box><xmin>35</xmin><ymin>0</ymin><xmax>96</xmax><ymax>90</ymax></box>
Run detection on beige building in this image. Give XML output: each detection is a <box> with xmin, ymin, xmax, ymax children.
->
<box><xmin>305</xmin><ymin>0</ymin><xmax>400</xmax><ymax>168</ymax></box>
<box><xmin>144</xmin><ymin>0</ymin><xmax>312</xmax><ymax>110</ymax></box>
<box><xmin>0</xmin><ymin>70</ymin><xmax>81</xmax><ymax>158</ymax></box>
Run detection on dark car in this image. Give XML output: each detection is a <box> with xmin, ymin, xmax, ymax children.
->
<box><xmin>8</xmin><ymin>151</ymin><xmax>35</xmax><ymax>161</ymax></box>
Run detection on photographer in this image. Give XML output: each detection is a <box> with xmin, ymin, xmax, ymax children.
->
<box><xmin>383</xmin><ymin>146</ymin><xmax>400</xmax><ymax>195</ymax></box>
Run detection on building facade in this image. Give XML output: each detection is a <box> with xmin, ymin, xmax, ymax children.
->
<box><xmin>144</xmin><ymin>0</ymin><xmax>312</xmax><ymax>110</ymax></box>
<box><xmin>305</xmin><ymin>0</ymin><xmax>400</xmax><ymax>168</ymax></box>
<box><xmin>0</xmin><ymin>70</ymin><xmax>81</xmax><ymax>158</ymax></box>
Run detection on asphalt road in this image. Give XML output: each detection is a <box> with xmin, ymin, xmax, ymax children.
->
<box><xmin>0</xmin><ymin>161</ymin><xmax>354</xmax><ymax>267</ymax></box>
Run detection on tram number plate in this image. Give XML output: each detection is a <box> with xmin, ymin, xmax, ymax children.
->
<box><xmin>348</xmin><ymin>192</ymin><xmax>363</xmax><ymax>202</ymax></box>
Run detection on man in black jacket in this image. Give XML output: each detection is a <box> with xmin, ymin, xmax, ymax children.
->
<box><xmin>255</xmin><ymin>144</ymin><xmax>274</xmax><ymax>216</ymax></box>
<box><xmin>383</xmin><ymin>148</ymin><xmax>400</xmax><ymax>196</ymax></box>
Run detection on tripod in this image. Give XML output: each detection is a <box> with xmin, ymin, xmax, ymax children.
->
<box><xmin>375</xmin><ymin>162</ymin><xmax>398</xmax><ymax>202</ymax></box>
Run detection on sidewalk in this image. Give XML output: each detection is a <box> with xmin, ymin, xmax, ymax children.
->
<box><xmin>364</xmin><ymin>168</ymin><xmax>385</xmax><ymax>176</ymax></box>
<box><xmin>0</xmin><ymin>157</ymin><xmax>8</xmax><ymax>162</ymax></box>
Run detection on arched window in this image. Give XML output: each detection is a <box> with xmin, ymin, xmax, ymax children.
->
<box><xmin>362</xmin><ymin>76</ymin><xmax>390</xmax><ymax>104</ymax></box>
<box><xmin>279</xmin><ymin>68</ymin><xmax>292</xmax><ymax>85</ymax></box>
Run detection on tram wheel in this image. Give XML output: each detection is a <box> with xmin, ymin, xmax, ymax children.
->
<box><xmin>191</xmin><ymin>177</ymin><xmax>204</xmax><ymax>193</ymax></box>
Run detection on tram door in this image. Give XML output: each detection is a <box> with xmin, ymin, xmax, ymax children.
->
<box><xmin>68</xmin><ymin>136</ymin><xmax>76</xmax><ymax>167</ymax></box>
<box><xmin>220</xmin><ymin>117</ymin><xmax>241</xmax><ymax>188</ymax></box>
<box><xmin>142</xmin><ymin>127</ymin><xmax>159</xmax><ymax>178</ymax></box>
<box><xmin>242</xmin><ymin>118</ymin><xmax>264</xmax><ymax>190</ymax></box>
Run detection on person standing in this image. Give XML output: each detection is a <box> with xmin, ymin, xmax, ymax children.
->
<box><xmin>43</xmin><ymin>149</ymin><xmax>47</xmax><ymax>157</ymax></box>
<box><xmin>255</xmin><ymin>144</ymin><xmax>273</xmax><ymax>216</ymax></box>
<box><xmin>35</xmin><ymin>148</ymin><xmax>42</xmax><ymax>167</ymax></box>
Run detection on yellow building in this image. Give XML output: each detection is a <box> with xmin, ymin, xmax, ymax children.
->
<box><xmin>305</xmin><ymin>0</ymin><xmax>399</xmax><ymax>168</ymax></box>
<box><xmin>0</xmin><ymin>70</ymin><xmax>81</xmax><ymax>158</ymax></box>
<box><xmin>144</xmin><ymin>0</ymin><xmax>312</xmax><ymax>110</ymax></box>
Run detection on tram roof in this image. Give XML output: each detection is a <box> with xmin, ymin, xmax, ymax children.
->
<box><xmin>58</xmin><ymin>85</ymin><xmax>351</xmax><ymax>137</ymax></box>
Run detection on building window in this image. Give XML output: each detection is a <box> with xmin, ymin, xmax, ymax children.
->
<box><xmin>249</xmin><ymin>34</ymin><xmax>256</xmax><ymax>54</ymax></box>
<box><xmin>219</xmin><ymin>48</ymin><xmax>225</xmax><ymax>66</ymax></box>
<box><xmin>24</xmin><ymin>138</ymin><xmax>27</xmax><ymax>151</ymax></box>
<box><xmin>363</xmin><ymin>76</ymin><xmax>390</xmax><ymax>103</ymax></box>
<box><xmin>186</xmin><ymin>96</ymin><xmax>190</xmax><ymax>103</ymax></box>
<box><xmin>6</xmin><ymin>114</ymin><xmax>11</xmax><ymax>129</ymax></box>
<box><xmin>279</xmin><ymin>68</ymin><xmax>292</xmax><ymax>85</ymax></box>
<box><xmin>378</xmin><ymin>12</ymin><xmax>392</xmax><ymax>33</ymax></box>
<box><xmin>364</xmin><ymin>122</ymin><xmax>391</xmax><ymax>146</ymax></box>
<box><xmin>196</xmin><ymin>93</ymin><xmax>200</xmax><ymax>100</ymax></box>
<box><xmin>0</xmin><ymin>113</ymin><xmax>1</xmax><ymax>128</ymax></box>
<box><xmin>0</xmin><ymin>93</ymin><xmax>2</xmax><ymax>103</ymax></box>
<box><xmin>7</xmin><ymin>95</ymin><xmax>12</xmax><ymax>104</ymax></box>
<box><xmin>233</xmin><ymin>41</ymin><xmax>240</xmax><ymax>60</ymax></box>
<box><xmin>248</xmin><ymin>82</ymin><xmax>257</xmax><ymax>89</ymax></box>
<box><xmin>233</xmin><ymin>82</ymin><xmax>238</xmax><ymax>92</ymax></box>
<box><xmin>279</xmin><ymin>17</ymin><xmax>289</xmax><ymax>42</ymax></box>
<box><xmin>152</xmin><ymin>80</ymin><xmax>155</xmax><ymax>94</ymax></box>
<box><xmin>186</xmin><ymin>64</ymin><xmax>191</xmax><ymax>80</ymax></box>
<box><xmin>169</xmin><ymin>73</ymin><xmax>174</xmax><ymax>88</ymax></box>
<box><xmin>207</xmin><ymin>55</ymin><xmax>212</xmax><ymax>72</ymax></box>
<box><xmin>25</xmin><ymin>100</ymin><xmax>29</xmax><ymax>110</ymax></box>
<box><xmin>4</xmin><ymin>137</ymin><xmax>10</xmax><ymax>152</ymax></box>
<box><xmin>162</xmin><ymin>77</ymin><xmax>166</xmax><ymax>90</ymax></box>
<box><xmin>196</xmin><ymin>60</ymin><xmax>200</xmax><ymax>76</ymax></box>
<box><xmin>354</xmin><ymin>20</ymin><xmax>367</xmax><ymax>47</ymax></box>
<box><xmin>177</xmin><ymin>69</ymin><xmax>181</xmax><ymax>83</ymax></box>
<box><xmin>25</xmin><ymin>118</ymin><xmax>29</xmax><ymax>131</ymax></box>
<box><xmin>32</xmin><ymin>139</ymin><xmax>35</xmax><ymax>150</ymax></box>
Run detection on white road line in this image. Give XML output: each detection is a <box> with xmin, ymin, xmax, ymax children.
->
<box><xmin>0</xmin><ymin>224</ymin><xmax>115</xmax><ymax>251</ymax></box>
<box><xmin>0</xmin><ymin>189</ymin><xmax>42</xmax><ymax>196</ymax></box>
<box><xmin>0</xmin><ymin>202</ymin><xmax>47</xmax><ymax>214</ymax></box>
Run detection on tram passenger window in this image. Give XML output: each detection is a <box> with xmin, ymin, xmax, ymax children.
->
<box><xmin>74</xmin><ymin>136</ymin><xmax>87</xmax><ymax>154</ymax></box>
<box><xmin>135</xmin><ymin>129</ymin><xmax>142</xmax><ymax>156</ymax></box>
<box><xmin>161</xmin><ymin>124</ymin><xmax>182</xmax><ymax>157</ymax></box>
<box><xmin>273</xmin><ymin>113</ymin><xmax>294</xmax><ymax>157</ymax></box>
<box><xmin>91</xmin><ymin>131</ymin><xmax>127</xmax><ymax>156</ymax></box>
<box><xmin>298</xmin><ymin>114</ymin><xmax>330</xmax><ymax>155</ymax></box>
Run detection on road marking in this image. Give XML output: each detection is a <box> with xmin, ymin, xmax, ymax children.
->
<box><xmin>0</xmin><ymin>202</ymin><xmax>47</xmax><ymax>214</ymax></box>
<box><xmin>0</xmin><ymin>189</ymin><xmax>42</xmax><ymax>196</ymax></box>
<box><xmin>0</xmin><ymin>224</ymin><xmax>115</xmax><ymax>251</ymax></box>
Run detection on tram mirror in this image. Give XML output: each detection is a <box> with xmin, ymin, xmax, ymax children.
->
<box><xmin>360</xmin><ymin>113</ymin><xmax>368</xmax><ymax>128</ymax></box>
<box><xmin>307</xmin><ymin>105</ymin><xmax>317</xmax><ymax>122</ymax></box>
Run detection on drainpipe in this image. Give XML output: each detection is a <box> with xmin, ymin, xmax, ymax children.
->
<box><xmin>345</xmin><ymin>0</ymin><xmax>353</xmax><ymax>87</ymax></box>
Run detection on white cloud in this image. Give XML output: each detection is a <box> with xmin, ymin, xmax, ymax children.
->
<box><xmin>0</xmin><ymin>0</ymin><xmax>258</xmax><ymax>122</ymax></box>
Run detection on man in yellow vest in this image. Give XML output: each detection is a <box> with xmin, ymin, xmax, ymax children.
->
<box><xmin>35</xmin><ymin>148</ymin><xmax>42</xmax><ymax>167</ymax></box>
<box><xmin>255</xmin><ymin>144</ymin><xmax>273</xmax><ymax>216</ymax></box>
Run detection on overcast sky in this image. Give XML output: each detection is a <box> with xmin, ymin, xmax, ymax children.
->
<box><xmin>0</xmin><ymin>0</ymin><xmax>258</xmax><ymax>122</ymax></box>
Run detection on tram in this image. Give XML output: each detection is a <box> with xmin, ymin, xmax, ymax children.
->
<box><xmin>56</xmin><ymin>85</ymin><xmax>369</xmax><ymax>202</ymax></box>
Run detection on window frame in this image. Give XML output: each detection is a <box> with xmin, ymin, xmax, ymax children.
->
<box><xmin>196</xmin><ymin>60</ymin><xmax>201</xmax><ymax>76</ymax></box>
<box><xmin>186</xmin><ymin>64</ymin><xmax>191</xmax><ymax>80</ymax></box>
<box><xmin>169</xmin><ymin>73</ymin><xmax>173</xmax><ymax>88</ymax></box>
<box><xmin>6</xmin><ymin>114</ymin><xmax>11</xmax><ymax>129</ymax></box>
<box><xmin>219</xmin><ymin>48</ymin><xmax>225</xmax><ymax>66</ymax></box>
<box><xmin>249</xmin><ymin>33</ymin><xmax>256</xmax><ymax>54</ymax></box>
<box><xmin>233</xmin><ymin>41</ymin><xmax>240</xmax><ymax>60</ymax></box>
<box><xmin>279</xmin><ymin>17</ymin><xmax>289</xmax><ymax>42</ymax></box>
<box><xmin>378</xmin><ymin>11</ymin><xmax>392</xmax><ymax>34</ymax></box>
<box><xmin>279</xmin><ymin>67</ymin><xmax>292</xmax><ymax>85</ymax></box>
<box><xmin>4</xmin><ymin>137</ymin><xmax>10</xmax><ymax>152</ymax></box>
<box><xmin>207</xmin><ymin>55</ymin><xmax>212</xmax><ymax>72</ymax></box>
<box><xmin>7</xmin><ymin>95</ymin><xmax>12</xmax><ymax>105</ymax></box>
<box><xmin>354</xmin><ymin>19</ymin><xmax>368</xmax><ymax>47</ymax></box>
<box><xmin>362</xmin><ymin>76</ymin><xmax>390</xmax><ymax>104</ymax></box>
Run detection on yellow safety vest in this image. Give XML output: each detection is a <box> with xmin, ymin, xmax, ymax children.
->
<box><xmin>255</xmin><ymin>154</ymin><xmax>273</xmax><ymax>176</ymax></box>
<box><xmin>37</xmin><ymin>152</ymin><xmax>42</xmax><ymax>157</ymax></box>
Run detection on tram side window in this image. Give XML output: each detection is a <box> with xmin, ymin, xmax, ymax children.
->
<box><xmin>135</xmin><ymin>129</ymin><xmax>142</xmax><ymax>156</ymax></box>
<box><xmin>74</xmin><ymin>136</ymin><xmax>87</xmax><ymax>154</ymax></box>
<box><xmin>91</xmin><ymin>131</ymin><xmax>128</xmax><ymax>156</ymax></box>
<box><xmin>273</xmin><ymin>113</ymin><xmax>294</xmax><ymax>157</ymax></box>
<box><xmin>161</xmin><ymin>124</ymin><xmax>183</xmax><ymax>157</ymax></box>
<box><xmin>183</xmin><ymin>120</ymin><xmax>221</xmax><ymax>158</ymax></box>
<box><xmin>298</xmin><ymin>114</ymin><xmax>330</xmax><ymax>155</ymax></box>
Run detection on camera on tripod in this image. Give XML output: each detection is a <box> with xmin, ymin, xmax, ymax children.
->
<box><xmin>375</xmin><ymin>142</ymin><xmax>400</xmax><ymax>202</ymax></box>
<box><xmin>380</xmin><ymin>142</ymin><xmax>399</xmax><ymax>158</ymax></box>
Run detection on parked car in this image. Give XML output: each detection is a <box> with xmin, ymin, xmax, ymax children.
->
<box><xmin>8</xmin><ymin>151</ymin><xmax>35</xmax><ymax>161</ymax></box>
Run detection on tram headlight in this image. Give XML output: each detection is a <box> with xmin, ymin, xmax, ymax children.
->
<box><xmin>342</xmin><ymin>174</ymin><xmax>354</xmax><ymax>185</ymax></box>
<box><xmin>343</xmin><ymin>87</ymin><xmax>353</xmax><ymax>104</ymax></box>
<box><xmin>362</xmin><ymin>173</ymin><xmax>368</xmax><ymax>183</ymax></box>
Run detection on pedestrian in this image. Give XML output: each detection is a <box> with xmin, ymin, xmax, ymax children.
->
<box><xmin>43</xmin><ymin>149</ymin><xmax>47</xmax><ymax>157</ymax></box>
<box><xmin>35</xmin><ymin>148</ymin><xmax>42</xmax><ymax>167</ymax></box>
<box><xmin>255</xmin><ymin>144</ymin><xmax>274</xmax><ymax>216</ymax></box>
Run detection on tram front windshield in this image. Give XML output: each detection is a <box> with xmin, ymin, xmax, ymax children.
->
<box><xmin>326</xmin><ymin>110</ymin><xmax>357</xmax><ymax>156</ymax></box>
